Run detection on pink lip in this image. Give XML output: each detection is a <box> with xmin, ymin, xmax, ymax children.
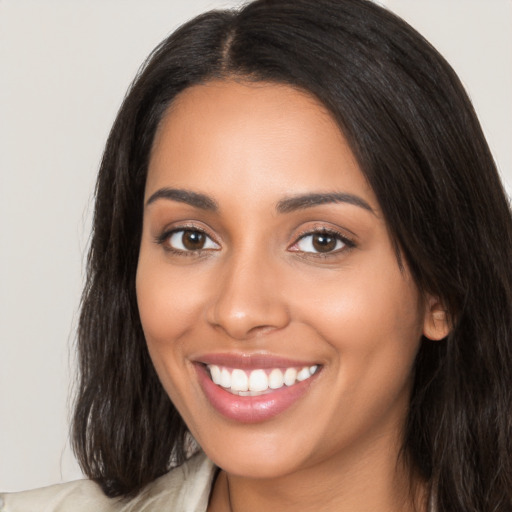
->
<box><xmin>196</xmin><ymin>352</ymin><xmax>319</xmax><ymax>370</ymax></box>
<box><xmin>194</xmin><ymin>357</ymin><xmax>321</xmax><ymax>424</ymax></box>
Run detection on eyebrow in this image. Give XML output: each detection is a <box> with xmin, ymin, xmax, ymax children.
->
<box><xmin>276</xmin><ymin>192</ymin><xmax>374</xmax><ymax>214</ymax></box>
<box><xmin>146</xmin><ymin>188</ymin><xmax>218</xmax><ymax>211</ymax></box>
<box><xmin>145</xmin><ymin>188</ymin><xmax>374</xmax><ymax>215</ymax></box>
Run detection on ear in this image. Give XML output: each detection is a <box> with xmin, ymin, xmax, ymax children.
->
<box><xmin>423</xmin><ymin>295</ymin><xmax>451</xmax><ymax>341</ymax></box>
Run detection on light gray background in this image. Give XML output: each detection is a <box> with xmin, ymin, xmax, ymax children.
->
<box><xmin>1</xmin><ymin>0</ymin><xmax>511</xmax><ymax>491</ymax></box>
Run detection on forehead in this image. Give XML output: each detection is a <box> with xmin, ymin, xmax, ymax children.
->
<box><xmin>146</xmin><ymin>79</ymin><xmax>375</xmax><ymax>208</ymax></box>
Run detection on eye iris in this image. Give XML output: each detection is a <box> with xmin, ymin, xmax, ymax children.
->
<box><xmin>312</xmin><ymin>233</ymin><xmax>336</xmax><ymax>252</ymax></box>
<box><xmin>182</xmin><ymin>230</ymin><xmax>205</xmax><ymax>250</ymax></box>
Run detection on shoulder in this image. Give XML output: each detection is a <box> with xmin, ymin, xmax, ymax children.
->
<box><xmin>0</xmin><ymin>451</ymin><xmax>216</xmax><ymax>512</ymax></box>
<box><xmin>0</xmin><ymin>478</ymin><xmax>116</xmax><ymax>512</ymax></box>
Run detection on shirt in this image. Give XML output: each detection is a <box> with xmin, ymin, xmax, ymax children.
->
<box><xmin>0</xmin><ymin>451</ymin><xmax>215</xmax><ymax>512</ymax></box>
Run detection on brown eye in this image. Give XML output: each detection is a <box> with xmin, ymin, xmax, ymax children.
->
<box><xmin>312</xmin><ymin>233</ymin><xmax>337</xmax><ymax>253</ymax></box>
<box><xmin>293</xmin><ymin>230</ymin><xmax>348</xmax><ymax>254</ymax></box>
<box><xmin>166</xmin><ymin>229</ymin><xmax>220</xmax><ymax>252</ymax></box>
<box><xmin>182</xmin><ymin>230</ymin><xmax>206</xmax><ymax>250</ymax></box>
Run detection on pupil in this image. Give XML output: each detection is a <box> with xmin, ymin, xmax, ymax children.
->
<box><xmin>312</xmin><ymin>233</ymin><xmax>336</xmax><ymax>252</ymax></box>
<box><xmin>183</xmin><ymin>230</ymin><xmax>205</xmax><ymax>250</ymax></box>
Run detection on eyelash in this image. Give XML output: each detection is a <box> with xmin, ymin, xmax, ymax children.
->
<box><xmin>154</xmin><ymin>224</ymin><xmax>219</xmax><ymax>257</ymax></box>
<box><xmin>154</xmin><ymin>225</ymin><xmax>355</xmax><ymax>257</ymax></box>
<box><xmin>290</xmin><ymin>228</ymin><xmax>356</xmax><ymax>258</ymax></box>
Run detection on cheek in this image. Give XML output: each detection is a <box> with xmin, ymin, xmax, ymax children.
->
<box><xmin>292</xmin><ymin>256</ymin><xmax>422</xmax><ymax>336</ymax></box>
<box><xmin>136</xmin><ymin>255</ymin><xmax>206</xmax><ymax>345</ymax></box>
<box><xmin>292</xmin><ymin>268</ymin><xmax>423</xmax><ymax>448</ymax></box>
<box><xmin>135</xmin><ymin>252</ymin><xmax>207</xmax><ymax>402</ymax></box>
<box><xmin>289</xmin><ymin>260</ymin><xmax>423</xmax><ymax>395</ymax></box>
<box><xmin>135</xmin><ymin>255</ymin><xmax>209</xmax><ymax>420</ymax></box>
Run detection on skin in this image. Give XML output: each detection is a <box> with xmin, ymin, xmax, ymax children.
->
<box><xmin>136</xmin><ymin>80</ymin><xmax>449</xmax><ymax>511</ymax></box>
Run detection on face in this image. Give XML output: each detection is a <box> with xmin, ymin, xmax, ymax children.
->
<box><xmin>136</xmin><ymin>80</ymin><xmax>433</xmax><ymax>479</ymax></box>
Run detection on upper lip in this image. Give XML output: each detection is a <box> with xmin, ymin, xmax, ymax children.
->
<box><xmin>194</xmin><ymin>352</ymin><xmax>320</xmax><ymax>369</ymax></box>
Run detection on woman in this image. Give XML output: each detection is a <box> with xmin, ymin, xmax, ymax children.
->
<box><xmin>1</xmin><ymin>0</ymin><xmax>511</xmax><ymax>510</ymax></box>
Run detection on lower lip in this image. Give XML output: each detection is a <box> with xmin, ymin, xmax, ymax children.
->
<box><xmin>195</xmin><ymin>363</ymin><xmax>319</xmax><ymax>423</ymax></box>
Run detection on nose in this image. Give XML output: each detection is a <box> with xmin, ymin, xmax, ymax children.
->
<box><xmin>206</xmin><ymin>250</ymin><xmax>290</xmax><ymax>340</ymax></box>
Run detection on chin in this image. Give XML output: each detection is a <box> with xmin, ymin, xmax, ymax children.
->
<box><xmin>197</xmin><ymin>426</ymin><xmax>316</xmax><ymax>479</ymax></box>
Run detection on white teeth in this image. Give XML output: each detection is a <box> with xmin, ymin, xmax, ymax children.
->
<box><xmin>207</xmin><ymin>364</ymin><xmax>319</xmax><ymax>394</ymax></box>
<box><xmin>249</xmin><ymin>369</ymin><xmax>268</xmax><ymax>392</ymax></box>
<box><xmin>296</xmin><ymin>367</ymin><xmax>311</xmax><ymax>382</ymax></box>
<box><xmin>210</xmin><ymin>365</ymin><xmax>221</xmax><ymax>385</ymax></box>
<box><xmin>220</xmin><ymin>368</ymin><xmax>231</xmax><ymax>388</ymax></box>
<box><xmin>268</xmin><ymin>368</ymin><xmax>285</xmax><ymax>389</ymax></box>
<box><xmin>284</xmin><ymin>368</ymin><xmax>297</xmax><ymax>386</ymax></box>
<box><xmin>231</xmin><ymin>369</ymin><xmax>249</xmax><ymax>392</ymax></box>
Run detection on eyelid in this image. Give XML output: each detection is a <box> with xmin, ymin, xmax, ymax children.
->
<box><xmin>288</xmin><ymin>226</ymin><xmax>356</xmax><ymax>255</ymax></box>
<box><xmin>154</xmin><ymin>223</ymin><xmax>221</xmax><ymax>254</ymax></box>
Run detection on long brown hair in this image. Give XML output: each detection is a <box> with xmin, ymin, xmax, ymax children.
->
<box><xmin>73</xmin><ymin>1</ymin><xmax>512</xmax><ymax>509</ymax></box>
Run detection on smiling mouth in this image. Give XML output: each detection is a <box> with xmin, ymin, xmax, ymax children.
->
<box><xmin>206</xmin><ymin>364</ymin><xmax>320</xmax><ymax>396</ymax></box>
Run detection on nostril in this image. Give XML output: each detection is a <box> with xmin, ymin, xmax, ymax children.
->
<box><xmin>206</xmin><ymin>296</ymin><xmax>290</xmax><ymax>341</ymax></box>
<box><xmin>204</xmin><ymin>256</ymin><xmax>291</xmax><ymax>340</ymax></box>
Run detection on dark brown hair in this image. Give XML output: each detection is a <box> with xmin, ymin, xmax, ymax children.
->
<box><xmin>73</xmin><ymin>1</ymin><xmax>512</xmax><ymax>509</ymax></box>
